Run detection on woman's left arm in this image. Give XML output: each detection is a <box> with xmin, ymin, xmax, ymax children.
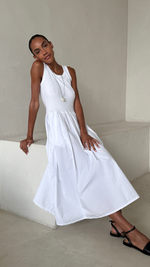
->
<box><xmin>68</xmin><ymin>67</ymin><xmax>100</xmax><ymax>151</ymax></box>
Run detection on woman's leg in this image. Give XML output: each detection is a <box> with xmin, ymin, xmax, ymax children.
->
<box><xmin>110</xmin><ymin>210</ymin><xmax>123</xmax><ymax>235</ymax></box>
<box><xmin>109</xmin><ymin>211</ymin><xmax>149</xmax><ymax>250</ymax></box>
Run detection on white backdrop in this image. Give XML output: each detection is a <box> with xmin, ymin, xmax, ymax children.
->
<box><xmin>0</xmin><ymin>0</ymin><xmax>128</xmax><ymax>138</ymax></box>
<box><xmin>126</xmin><ymin>0</ymin><xmax>150</xmax><ymax>122</ymax></box>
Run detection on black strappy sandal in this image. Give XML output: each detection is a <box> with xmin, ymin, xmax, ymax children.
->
<box><xmin>123</xmin><ymin>226</ymin><xmax>150</xmax><ymax>256</ymax></box>
<box><xmin>109</xmin><ymin>220</ymin><xmax>124</xmax><ymax>238</ymax></box>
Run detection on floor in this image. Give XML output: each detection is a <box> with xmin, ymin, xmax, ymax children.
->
<box><xmin>1</xmin><ymin>173</ymin><xmax>150</xmax><ymax>267</ymax></box>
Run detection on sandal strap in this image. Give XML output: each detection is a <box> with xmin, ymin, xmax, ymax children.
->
<box><xmin>109</xmin><ymin>220</ymin><xmax>115</xmax><ymax>224</ymax></box>
<box><xmin>122</xmin><ymin>226</ymin><xmax>136</xmax><ymax>246</ymax></box>
<box><xmin>123</xmin><ymin>233</ymin><xmax>132</xmax><ymax>244</ymax></box>
<box><xmin>123</xmin><ymin>226</ymin><xmax>136</xmax><ymax>235</ymax></box>
<box><xmin>109</xmin><ymin>220</ymin><xmax>120</xmax><ymax>236</ymax></box>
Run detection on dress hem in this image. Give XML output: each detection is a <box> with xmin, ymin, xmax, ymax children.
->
<box><xmin>33</xmin><ymin>195</ymin><xmax>140</xmax><ymax>226</ymax></box>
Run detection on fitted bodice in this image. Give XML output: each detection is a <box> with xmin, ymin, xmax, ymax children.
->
<box><xmin>40</xmin><ymin>63</ymin><xmax>75</xmax><ymax>113</ymax></box>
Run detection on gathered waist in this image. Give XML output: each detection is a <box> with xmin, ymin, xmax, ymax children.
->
<box><xmin>46</xmin><ymin>109</ymin><xmax>77</xmax><ymax>117</ymax></box>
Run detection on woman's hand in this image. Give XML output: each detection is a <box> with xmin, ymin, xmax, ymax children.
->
<box><xmin>20</xmin><ymin>138</ymin><xmax>34</xmax><ymax>154</ymax></box>
<box><xmin>81</xmin><ymin>131</ymin><xmax>100</xmax><ymax>151</ymax></box>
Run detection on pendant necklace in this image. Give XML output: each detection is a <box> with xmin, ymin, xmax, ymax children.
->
<box><xmin>60</xmin><ymin>75</ymin><xmax>66</xmax><ymax>102</ymax></box>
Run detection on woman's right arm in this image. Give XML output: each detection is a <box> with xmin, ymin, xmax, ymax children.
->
<box><xmin>20</xmin><ymin>61</ymin><xmax>43</xmax><ymax>154</ymax></box>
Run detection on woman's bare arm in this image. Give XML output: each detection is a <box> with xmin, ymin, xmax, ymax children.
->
<box><xmin>68</xmin><ymin>67</ymin><xmax>100</xmax><ymax>151</ymax></box>
<box><xmin>20</xmin><ymin>61</ymin><xmax>43</xmax><ymax>154</ymax></box>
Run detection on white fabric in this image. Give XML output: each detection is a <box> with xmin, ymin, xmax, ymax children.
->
<box><xmin>33</xmin><ymin>63</ymin><xmax>139</xmax><ymax>226</ymax></box>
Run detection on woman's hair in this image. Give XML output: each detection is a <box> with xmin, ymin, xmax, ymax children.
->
<box><xmin>28</xmin><ymin>34</ymin><xmax>49</xmax><ymax>54</ymax></box>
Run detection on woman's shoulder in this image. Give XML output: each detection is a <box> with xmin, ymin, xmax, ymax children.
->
<box><xmin>31</xmin><ymin>60</ymin><xmax>43</xmax><ymax>70</ymax></box>
<box><xmin>30</xmin><ymin>60</ymin><xmax>44</xmax><ymax>78</ymax></box>
<box><xmin>67</xmin><ymin>66</ymin><xmax>76</xmax><ymax>79</ymax></box>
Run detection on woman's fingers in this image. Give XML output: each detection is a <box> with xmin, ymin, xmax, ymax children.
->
<box><xmin>93</xmin><ymin>139</ymin><xmax>100</xmax><ymax>147</ymax></box>
<box><xmin>84</xmin><ymin>142</ymin><xmax>88</xmax><ymax>149</ymax></box>
<box><xmin>87</xmin><ymin>141</ymin><xmax>91</xmax><ymax>150</ymax></box>
<box><xmin>88</xmin><ymin>140</ymin><xmax>95</xmax><ymax>151</ymax></box>
<box><xmin>20</xmin><ymin>138</ymin><xmax>34</xmax><ymax>154</ymax></box>
<box><xmin>20</xmin><ymin>140</ymin><xmax>30</xmax><ymax>154</ymax></box>
<box><xmin>83</xmin><ymin>138</ymin><xmax>100</xmax><ymax>151</ymax></box>
<box><xmin>83</xmin><ymin>140</ymin><xmax>94</xmax><ymax>151</ymax></box>
<box><xmin>21</xmin><ymin>143</ymin><xmax>28</xmax><ymax>154</ymax></box>
<box><xmin>81</xmin><ymin>133</ymin><xmax>100</xmax><ymax>151</ymax></box>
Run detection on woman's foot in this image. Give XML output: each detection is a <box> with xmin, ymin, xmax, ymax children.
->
<box><xmin>109</xmin><ymin>211</ymin><xmax>150</xmax><ymax>254</ymax></box>
<box><xmin>124</xmin><ymin>227</ymin><xmax>150</xmax><ymax>251</ymax></box>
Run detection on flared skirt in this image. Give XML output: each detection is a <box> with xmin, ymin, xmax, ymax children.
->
<box><xmin>33</xmin><ymin>111</ymin><xmax>139</xmax><ymax>225</ymax></box>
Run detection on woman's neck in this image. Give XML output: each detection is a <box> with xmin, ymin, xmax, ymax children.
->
<box><xmin>47</xmin><ymin>60</ymin><xmax>62</xmax><ymax>75</ymax></box>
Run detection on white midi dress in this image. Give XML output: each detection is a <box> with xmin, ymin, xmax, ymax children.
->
<box><xmin>33</xmin><ymin>63</ymin><xmax>139</xmax><ymax>226</ymax></box>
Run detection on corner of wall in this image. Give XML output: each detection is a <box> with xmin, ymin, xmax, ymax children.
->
<box><xmin>125</xmin><ymin>0</ymin><xmax>129</xmax><ymax>122</ymax></box>
<box><xmin>149</xmin><ymin>127</ymin><xmax>150</xmax><ymax>172</ymax></box>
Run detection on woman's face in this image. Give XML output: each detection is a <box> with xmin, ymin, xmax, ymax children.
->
<box><xmin>30</xmin><ymin>37</ymin><xmax>55</xmax><ymax>64</ymax></box>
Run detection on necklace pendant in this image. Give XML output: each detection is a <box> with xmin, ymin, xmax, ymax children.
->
<box><xmin>61</xmin><ymin>97</ymin><xmax>66</xmax><ymax>102</ymax></box>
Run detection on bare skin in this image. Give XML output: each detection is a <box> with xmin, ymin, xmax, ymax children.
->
<box><xmin>109</xmin><ymin>212</ymin><xmax>149</xmax><ymax>251</ymax></box>
<box><xmin>20</xmin><ymin>37</ymin><xmax>100</xmax><ymax>153</ymax></box>
<box><xmin>20</xmin><ymin>36</ymin><xmax>150</xmax><ymax>252</ymax></box>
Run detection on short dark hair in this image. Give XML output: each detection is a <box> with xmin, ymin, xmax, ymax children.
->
<box><xmin>28</xmin><ymin>34</ymin><xmax>49</xmax><ymax>54</ymax></box>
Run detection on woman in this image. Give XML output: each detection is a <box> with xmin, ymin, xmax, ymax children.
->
<box><xmin>20</xmin><ymin>34</ymin><xmax>150</xmax><ymax>255</ymax></box>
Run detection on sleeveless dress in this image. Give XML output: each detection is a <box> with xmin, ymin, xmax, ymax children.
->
<box><xmin>33</xmin><ymin>63</ymin><xmax>139</xmax><ymax>226</ymax></box>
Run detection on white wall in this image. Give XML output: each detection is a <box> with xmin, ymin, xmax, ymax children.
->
<box><xmin>0</xmin><ymin>0</ymin><xmax>128</xmax><ymax>139</ymax></box>
<box><xmin>126</xmin><ymin>0</ymin><xmax>150</xmax><ymax>122</ymax></box>
<box><xmin>0</xmin><ymin>140</ymin><xmax>56</xmax><ymax>228</ymax></box>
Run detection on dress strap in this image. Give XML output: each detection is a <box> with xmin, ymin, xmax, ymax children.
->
<box><xmin>64</xmin><ymin>66</ymin><xmax>72</xmax><ymax>81</ymax></box>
